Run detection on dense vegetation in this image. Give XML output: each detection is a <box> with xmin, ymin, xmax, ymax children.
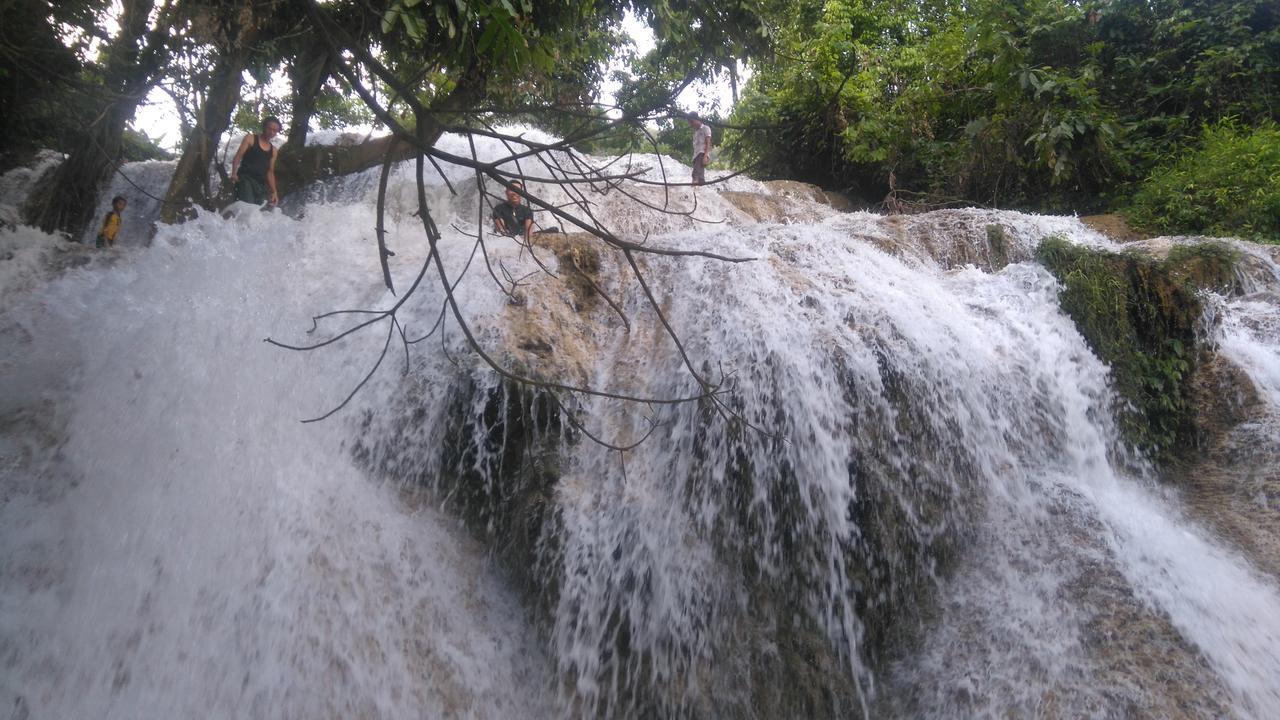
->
<box><xmin>1127</xmin><ymin>121</ymin><xmax>1280</xmax><ymax>243</ymax></box>
<box><xmin>1</xmin><ymin>0</ymin><xmax>771</xmax><ymax>233</ymax></box>
<box><xmin>2</xmin><ymin>0</ymin><xmax>1276</xmax><ymax>240</ymax></box>
<box><xmin>726</xmin><ymin>0</ymin><xmax>1280</xmax><ymax>235</ymax></box>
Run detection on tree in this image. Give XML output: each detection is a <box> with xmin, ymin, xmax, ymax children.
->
<box><xmin>28</xmin><ymin>0</ymin><xmax>175</xmax><ymax>235</ymax></box>
<box><xmin>725</xmin><ymin>0</ymin><xmax>1280</xmax><ymax>211</ymax></box>
<box><xmin>261</xmin><ymin>0</ymin><xmax>780</xmax><ymax>433</ymax></box>
<box><xmin>160</xmin><ymin>1</ymin><xmax>282</xmax><ymax>223</ymax></box>
<box><xmin>0</xmin><ymin>0</ymin><xmax>88</xmax><ymax>167</ymax></box>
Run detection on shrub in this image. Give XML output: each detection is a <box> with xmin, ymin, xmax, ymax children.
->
<box><xmin>1126</xmin><ymin>121</ymin><xmax>1280</xmax><ymax>244</ymax></box>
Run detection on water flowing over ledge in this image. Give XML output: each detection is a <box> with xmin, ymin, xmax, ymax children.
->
<box><xmin>2</xmin><ymin>133</ymin><xmax>1279</xmax><ymax>718</ymax></box>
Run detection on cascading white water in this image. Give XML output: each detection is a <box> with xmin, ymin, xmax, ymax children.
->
<box><xmin>2</xmin><ymin>131</ymin><xmax>1279</xmax><ymax>718</ymax></box>
<box><xmin>1</xmin><ymin>167</ymin><xmax>552</xmax><ymax>719</ymax></box>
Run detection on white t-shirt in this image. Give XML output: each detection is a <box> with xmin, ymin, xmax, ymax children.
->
<box><xmin>692</xmin><ymin>124</ymin><xmax>713</xmax><ymax>157</ymax></box>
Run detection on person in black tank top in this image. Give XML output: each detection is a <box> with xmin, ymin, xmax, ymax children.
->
<box><xmin>230</xmin><ymin>116</ymin><xmax>282</xmax><ymax>206</ymax></box>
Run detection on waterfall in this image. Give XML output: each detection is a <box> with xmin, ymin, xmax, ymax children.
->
<box><xmin>0</xmin><ymin>160</ymin><xmax>552</xmax><ymax>718</ymax></box>
<box><xmin>2</xmin><ymin>133</ymin><xmax>1279</xmax><ymax>718</ymax></box>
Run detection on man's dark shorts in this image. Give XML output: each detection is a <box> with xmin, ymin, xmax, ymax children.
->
<box><xmin>235</xmin><ymin>175</ymin><xmax>269</xmax><ymax>204</ymax></box>
<box><xmin>692</xmin><ymin>152</ymin><xmax>708</xmax><ymax>185</ymax></box>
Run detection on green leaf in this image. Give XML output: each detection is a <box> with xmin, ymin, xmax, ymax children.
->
<box><xmin>477</xmin><ymin>22</ymin><xmax>498</xmax><ymax>54</ymax></box>
<box><xmin>404</xmin><ymin>12</ymin><xmax>423</xmax><ymax>40</ymax></box>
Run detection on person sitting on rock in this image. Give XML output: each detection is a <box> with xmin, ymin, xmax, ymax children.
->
<box><xmin>491</xmin><ymin>179</ymin><xmax>534</xmax><ymax>242</ymax></box>
<box><xmin>229</xmin><ymin>116</ymin><xmax>281</xmax><ymax>207</ymax></box>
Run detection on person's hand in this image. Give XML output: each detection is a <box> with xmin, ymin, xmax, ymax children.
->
<box><xmin>269</xmin><ymin>191</ymin><xmax>278</xmax><ymax>205</ymax></box>
<box><xmin>230</xmin><ymin>172</ymin><xmax>239</xmax><ymax>183</ymax></box>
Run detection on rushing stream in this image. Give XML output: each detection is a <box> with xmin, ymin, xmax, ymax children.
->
<box><xmin>2</xmin><ymin>132</ymin><xmax>1278</xmax><ymax>718</ymax></box>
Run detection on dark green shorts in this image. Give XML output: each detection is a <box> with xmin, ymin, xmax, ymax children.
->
<box><xmin>235</xmin><ymin>175</ymin><xmax>269</xmax><ymax>205</ymax></box>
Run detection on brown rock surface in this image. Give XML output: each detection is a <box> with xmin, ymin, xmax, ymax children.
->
<box><xmin>1079</xmin><ymin>213</ymin><xmax>1148</xmax><ymax>242</ymax></box>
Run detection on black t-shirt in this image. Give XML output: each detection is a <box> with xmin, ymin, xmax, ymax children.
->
<box><xmin>240</xmin><ymin>134</ymin><xmax>274</xmax><ymax>182</ymax></box>
<box><xmin>491</xmin><ymin>201</ymin><xmax>533</xmax><ymax>236</ymax></box>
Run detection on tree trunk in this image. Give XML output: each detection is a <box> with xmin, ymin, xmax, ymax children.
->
<box><xmin>273</xmin><ymin>133</ymin><xmax>429</xmax><ymax>199</ymax></box>
<box><xmin>30</xmin><ymin>0</ymin><xmax>165</xmax><ymax>235</ymax></box>
<box><xmin>282</xmin><ymin>49</ymin><xmax>334</xmax><ymax>154</ymax></box>
<box><xmin>30</xmin><ymin>106</ymin><xmax>131</xmax><ymax>235</ymax></box>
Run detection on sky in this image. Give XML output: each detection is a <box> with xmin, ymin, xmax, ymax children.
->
<box><xmin>133</xmin><ymin>12</ymin><xmax>747</xmax><ymax>151</ymax></box>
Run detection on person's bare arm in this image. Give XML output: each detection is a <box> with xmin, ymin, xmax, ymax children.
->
<box><xmin>522</xmin><ymin>217</ymin><xmax>533</xmax><ymax>243</ymax></box>
<box><xmin>266</xmin><ymin>147</ymin><xmax>279</xmax><ymax>204</ymax></box>
<box><xmin>229</xmin><ymin>136</ymin><xmax>252</xmax><ymax>182</ymax></box>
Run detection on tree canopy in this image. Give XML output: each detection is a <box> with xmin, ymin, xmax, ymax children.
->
<box><xmin>725</xmin><ymin>0</ymin><xmax>1280</xmax><ymax>216</ymax></box>
<box><xmin>4</xmin><ymin>0</ymin><xmax>1277</xmax><ymax>237</ymax></box>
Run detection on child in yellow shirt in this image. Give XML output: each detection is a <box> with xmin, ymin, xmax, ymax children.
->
<box><xmin>96</xmin><ymin>196</ymin><xmax>126</xmax><ymax>248</ymax></box>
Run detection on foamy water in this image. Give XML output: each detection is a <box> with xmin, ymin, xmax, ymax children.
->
<box><xmin>2</xmin><ymin>133</ymin><xmax>1280</xmax><ymax>718</ymax></box>
<box><xmin>1</xmin><ymin>206</ymin><xmax>551</xmax><ymax>718</ymax></box>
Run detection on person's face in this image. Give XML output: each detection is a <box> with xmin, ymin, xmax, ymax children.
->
<box><xmin>506</xmin><ymin>186</ymin><xmax>523</xmax><ymax>204</ymax></box>
<box><xmin>113</xmin><ymin>199</ymin><xmax>127</xmax><ymax>212</ymax></box>
<box><xmin>688</xmin><ymin>119</ymin><xmax>702</xmax><ymax>129</ymax></box>
<box><xmin>262</xmin><ymin>122</ymin><xmax>281</xmax><ymax>139</ymax></box>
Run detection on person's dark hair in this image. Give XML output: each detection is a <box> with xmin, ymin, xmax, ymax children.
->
<box><xmin>262</xmin><ymin>116</ymin><xmax>282</xmax><ymax>131</ymax></box>
<box><xmin>111</xmin><ymin>195</ymin><xmax>126</xmax><ymax>205</ymax></box>
<box><xmin>507</xmin><ymin>180</ymin><xmax>524</xmax><ymax>191</ymax></box>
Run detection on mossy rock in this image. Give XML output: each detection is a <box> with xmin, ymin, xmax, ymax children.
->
<box><xmin>353</xmin><ymin>377</ymin><xmax>567</xmax><ymax>606</ymax></box>
<box><xmin>1035</xmin><ymin>237</ymin><xmax>1239</xmax><ymax>464</ymax></box>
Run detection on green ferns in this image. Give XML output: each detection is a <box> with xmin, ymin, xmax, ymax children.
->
<box><xmin>1036</xmin><ymin>238</ymin><xmax>1239</xmax><ymax>463</ymax></box>
<box><xmin>1127</xmin><ymin>121</ymin><xmax>1280</xmax><ymax>244</ymax></box>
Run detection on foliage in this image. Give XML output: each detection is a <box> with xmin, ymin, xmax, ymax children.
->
<box><xmin>231</xmin><ymin>79</ymin><xmax>377</xmax><ymax>136</ymax></box>
<box><xmin>611</xmin><ymin>0</ymin><xmax>776</xmax><ymax>114</ymax></box>
<box><xmin>375</xmin><ymin>0</ymin><xmax>626</xmax><ymax>107</ymax></box>
<box><xmin>0</xmin><ymin>0</ymin><xmax>111</xmax><ymax>167</ymax></box>
<box><xmin>728</xmin><ymin>0</ymin><xmax>1280</xmax><ymax>212</ymax></box>
<box><xmin>120</xmin><ymin>128</ymin><xmax>174</xmax><ymax>161</ymax></box>
<box><xmin>1126</xmin><ymin>121</ymin><xmax>1280</xmax><ymax>244</ymax></box>
<box><xmin>1036</xmin><ymin>237</ymin><xmax>1238</xmax><ymax>462</ymax></box>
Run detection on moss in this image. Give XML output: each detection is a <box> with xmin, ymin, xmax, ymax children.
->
<box><xmin>353</xmin><ymin>377</ymin><xmax>567</xmax><ymax>607</ymax></box>
<box><xmin>437</xmin><ymin>380</ymin><xmax>567</xmax><ymax>605</ymax></box>
<box><xmin>1036</xmin><ymin>237</ymin><xmax>1239</xmax><ymax>464</ymax></box>
<box><xmin>985</xmin><ymin>224</ymin><xmax>1010</xmax><ymax>269</ymax></box>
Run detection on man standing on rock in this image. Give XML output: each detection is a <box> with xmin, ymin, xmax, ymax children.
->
<box><xmin>689</xmin><ymin>115</ymin><xmax>713</xmax><ymax>186</ymax></box>
<box><xmin>230</xmin><ymin>116</ymin><xmax>281</xmax><ymax>207</ymax></box>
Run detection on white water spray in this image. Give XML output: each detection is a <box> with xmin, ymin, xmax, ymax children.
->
<box><xmin>2</xmin><ymin>134</ymin><xmax>1279</xmax><ymax>718</ymax></box>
